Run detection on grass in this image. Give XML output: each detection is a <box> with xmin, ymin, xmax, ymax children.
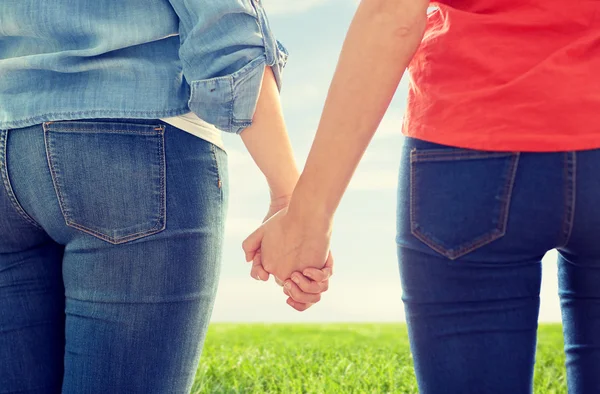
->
<box><xmin>193</xmin><ymin>324</ymin><xmax>566</xmax><ymax>394</ymax></box>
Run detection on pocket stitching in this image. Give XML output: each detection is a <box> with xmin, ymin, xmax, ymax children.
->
<box><xmin>64</xmin><ymin>219</ymin><xmax>165</xmax><ymax>245</ymax></box>
<box><xmin>409</xmin><ymin>150</ymin><xmax>520</xmax><ymax>260</ymax></box>
<box><xmin>411</xmin><ymin>149</ymin><xmax>514</xmax><ymax>163</ymax></box>
<box><xmin>43</xmin><ymin>128</ymin><xmax>160</xmax><ymax>135</ymax></box>
<box><xmin>43</xmin><ymin>122</ymin><xmax>167</xmax><ymax>244</ymax></box>
<box><xmin>44</xmin><ymin>120</ymin><xmax>164</xmax><ymax>134</ymax></box>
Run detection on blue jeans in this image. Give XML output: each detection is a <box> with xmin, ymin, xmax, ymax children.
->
<box><xmin>0</xmin><ymin>118</ymin><xmax>228</xmax><ymax>393</ymax></box>
<box><xmin>397</xmin><ymin>137</ymin><xmax>600</xmax><ymax>394</ymax></box>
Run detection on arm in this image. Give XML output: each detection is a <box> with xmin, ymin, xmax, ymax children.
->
<box><xmin>243</xmin><ymin>0</ymin><xmax>429</xmax><ymax>310</ymax></box>
<box><xmin>167</xmin><ymin>1</ymin><xmax>297</xmax><ymax>207</ymax></box>
<box><xmin>289</xmin><ymin>0</ymin><xmax>429</xmax><ymax>224</ymax></box>
<box><xmin>168</xmin><ymin>1</ymin><xmax>330</xmax><ymax>295</ymax></box>
<box><xmin>243</xmin><ymin>66</ymin><xmax>333</xmax><ymax>301</ymax></box>
<box><xmin>239</xmin><ymin>65</ymin><xmax>299</xmax><ymax>282</ymax></box>
<box><xmin>167</xmin><ymin>0</ymin><xmax>288</xmax><ymax>134</ymax></box>
<box><xmin>240</xmin><ymin>67</ymin><xmax>299</xmax><ymax>213</ymax></box>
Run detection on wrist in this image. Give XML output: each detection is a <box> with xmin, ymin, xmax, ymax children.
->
<box><xmin>267</xmin><ymin>170</ymin><xmax>300</xmax><ymax>205</ymax></box>
<box><xmin>269</xmin><ymin>193</ymin><xmax>293</xmax><ymax>211</ymax></box>
<box><xmin>287</xmin><ymin>182</ymin><xmax>334</xmax><ymax>234</ymax></box>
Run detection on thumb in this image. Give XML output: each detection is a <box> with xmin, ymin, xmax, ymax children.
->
<box><xmin>242</xmin><ymin>225</ymin><xmax>265</xmax><ymax>262</ymax></box>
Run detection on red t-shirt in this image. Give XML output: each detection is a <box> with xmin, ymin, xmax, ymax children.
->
<box><xmin>402</xmin><ymin>0</ymin><xmax>600</xmax><ymax>152</ymax></box>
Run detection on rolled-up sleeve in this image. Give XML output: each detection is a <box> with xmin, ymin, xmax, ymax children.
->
<box><xmin>167</xmin><ymin>0</ymin><xmax>288</xmax><ymax>134</ymax></box>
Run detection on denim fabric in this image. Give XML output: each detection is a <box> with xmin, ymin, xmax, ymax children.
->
<box><xmin>397</xmin><ymin>137</ymin><xmax>600</xmax><ymax>394</ymax></box>
<box><xmin>0</xmin><ymin>118</ymin><xmax>228</xmax><ymax>393</ymax></box>
<box><xmin>0</xmin><ymin>0</ymin><xmax>287</xmax><ymax>134</ymax></box>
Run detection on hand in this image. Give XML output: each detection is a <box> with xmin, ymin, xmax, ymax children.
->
<box><xmin>250</xmin><ymin>194</ymin><xmax>326</xmax><ymax>283</ymax></box>
<box><xmin>283</xmin><ymin>252</ymin><xmax>334</xmax><ymax>311</ymax></box>
<box><xmin>247</xmin><ymin>195</ymin><xmax>293</xmax><ymax>282</ymax></box>
<box><xmin>243</xmin><ymin>207</ymin><xmax>333</xmax><ymax>310</ymax></box>
<box><xmin>247</xmin><ymin>245</ymin><xmax>334</xmax><ymax>312</ymax></box>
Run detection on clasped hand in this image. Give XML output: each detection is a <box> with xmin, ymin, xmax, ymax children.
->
<box><xmin>242</xmin><ymin>205</ymin><xmax>333</xmax><ymax>311</ymax></box>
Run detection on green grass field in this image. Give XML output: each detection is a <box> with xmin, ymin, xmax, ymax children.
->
<box><xmin>192</xmin><ymin>324</ymin><xmax>566</xmax><ymax>394</ymax></box>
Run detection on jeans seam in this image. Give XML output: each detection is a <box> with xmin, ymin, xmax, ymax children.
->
<box><xmin>43</xmin><ymin>122</ymin><xmax>75</xmax><ymax>228</ymax></box>
<box><xmin>210</xmin><ymin>143</ymin><xmax>224</xmax><ymax>194</ymax></box>
<box><xmin>0</xmin><ymin>319</ymin><xmax>54</xmax><ymax>335</ymax></box>
<box><xmin>409</xmin><ymin>150</ymin><xmax>520</xmax><ymax>260</ymax></box>
<box><xmin>42</xmin><ymin>122</ymin><xmax>167</xmax><ymax>244</ymax></box>
<box><xmin>0</xmin><ymin>130</ymin><xmax>44</xmax><ymax>229</ymax></box>
<box><xmin>559</xmin><ymin>151</ymin><xmax>576</xmax><ymax>248</ymax></box>
<box><xmin>159</xmin><ymin>124</ymin><xmax>167</xmax><ymax>235</ymax></box>
<box><xmin>66</xmin><ymin>293</ymin><xmax>206</xmax><ymax>304</ymax></box>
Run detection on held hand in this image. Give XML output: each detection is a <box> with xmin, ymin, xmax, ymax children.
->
<box><xmin>243</xmin><ymin>207</ymin><xmax>331</xmax><ymax>283</ymax></box>
<box><xmin>247</xmin><ymin>196</ymin><xmax>294</xmax><ymax>282</ymax></box>
<box><xmin>283</xmin><ymin>252</ymin><xmax>334</xmax><ymax>311</ymax></box>
<box><xmin>252</xmin><ymin>250</ymin><xmax>332</xmax><ymax>296</ymax></box>
<box><xmin>245</xmin><ymin>245</ymin><xmax>333</xmax><ymax>311</ymax></box>
<box><xmin>242</xmin><ymin>207</ymin><xmax>332</xmax><ymax>311</ymax></box>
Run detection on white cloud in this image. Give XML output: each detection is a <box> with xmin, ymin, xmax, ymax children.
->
<box><xmin>348</xmin><ymin>169</ymin><xmax>398</xmax><ymax>191</ymax></box>
<box><xmin>376</xmin><ymin>111</ymin><xmax>405</xmax><ymax>138</ymax></box>
<box><xmin>225</xmin><ymin>216</ymin><xmax>261</xmax><ymax>237</ymax></box>
<box><xmin>262</xmin><ymin>0</ymin><xmax>331</xmax><ymax>14</ymax></box>
<box><xmin>539</xmin><ymin>250</ymin><xmax>561</xmax><ymax>323</ymax></box>
<box><xmin>211</xmin><ymin>278</ymin><xmax>405</xmax><ymax>322</ymax></box>
<box><xmin>281</xmin><ymin>83</ymin><xmax>326</xmax><ymax>112</ymax></box>
<box><xmin>211</xmin><ymin>250</ymin><xmax>563</xmax><ymax>323</ymax></box>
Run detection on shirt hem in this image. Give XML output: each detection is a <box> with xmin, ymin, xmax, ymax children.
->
<box><xmin>1</xmin><ymin>107</ymin><xmax>191</xmax><ymax>130</ymax></box>
<box><xmin>403</xmin><ymin>129</ymin><xmax>600</xmax><ymax>153</ymax></box>
<box><xmin>159</xmin><ymin>113</ymin><xmax>225</xmax><ymax>151</ymax></box>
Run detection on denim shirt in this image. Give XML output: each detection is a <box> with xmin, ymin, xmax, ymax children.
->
<box><xmin>0</xmin><ymin>0</ymin><xmax>288</xmax><ymax>133</ymax></box>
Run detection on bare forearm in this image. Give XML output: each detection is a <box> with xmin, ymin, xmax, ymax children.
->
<box><xmin>240</xmin><ymin>67</ymin><xmax>300</xmax><ymax>203</ymax></box>
<box><xmin>289</xmin><ymin>0</ymin><xmax>429</xmax><ymax>224</ymax></box>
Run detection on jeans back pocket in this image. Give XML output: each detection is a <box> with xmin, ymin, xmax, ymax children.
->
<box><xmin>410</xmin><ymin>147</ymin><xmax>520</xmax><ymax>260</ymax></box>
<box><xmin>43</xmin><ymin>120</ymin><xmax>166</xmax><ymax>244</ymax></box>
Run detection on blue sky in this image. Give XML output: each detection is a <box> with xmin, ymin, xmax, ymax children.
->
<box><xmin>210</xmin><ymin>0</ymin><xmax>562</xmax><ymax>322</ymax></box>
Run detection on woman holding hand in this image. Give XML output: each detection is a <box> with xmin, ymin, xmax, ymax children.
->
<box><xmin>245</xmin><ymin>0</ymin><xmax>600</xmax><ymax>393</ymax></box>
<box><xmin>0</xmin><ymin>1</ymin><xmax>327</xmax><ymax>392</ymax></box>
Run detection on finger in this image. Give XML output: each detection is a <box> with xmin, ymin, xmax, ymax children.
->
<box><xmin>275</xmin><ymin>277</ymin><xmax>285</xmax><ymax>287</ymax></box>
<box><xmin>242</xmin><ymin>226</ymin><xmax>265</xmax><ymax>262</ymax></box>
<box><xmin>283</xmin><ymin>287</ymin><xmax>312</xmax><ymax>311</ymax></box>
<box><xmin>286</xmin><ymin>297</ymin><xmax>313</xmax><ymax>312</ymax></box>
<box><xmin>303</xmin><ymin>251</ymin><xmax>334</xmax><ymax>282</ymax></box>
<box><xmin>284</xmin><ymin>280</ymin><xmax>322</xmax><ymax>304</ymax></box>
<box><xmin>250</xmin><ymin>251</ymin><xmax>269</xmax><ymax>281</ymax></box>
<box><xmin>290</xmin><ymin>272</ymin><xmax>328</xmax><ymax>294</ymax></box>
<box><xmin>302</xmin><ymin>268</ymin><xmax>328</xmax><ymax>283</ymax></box>
<box><xmin>246</xmin><ymin>251</ymin><xmax>258</xmax><ymax>264</ymax></box>
<box><xmin>250</xmin><ymin>265</ymin><xmax>269</xmax><ymax>281</ymax></box>
<box><xmin>250</xmin><ymin>264</ymin><xmax>269</xmax><ymax>281</ymax></box>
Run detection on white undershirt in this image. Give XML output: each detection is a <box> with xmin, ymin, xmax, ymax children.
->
<box><xmin>159</xmin><ymin>112</ymin><xmax>225</xmax><ymax>151</ymax></box>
